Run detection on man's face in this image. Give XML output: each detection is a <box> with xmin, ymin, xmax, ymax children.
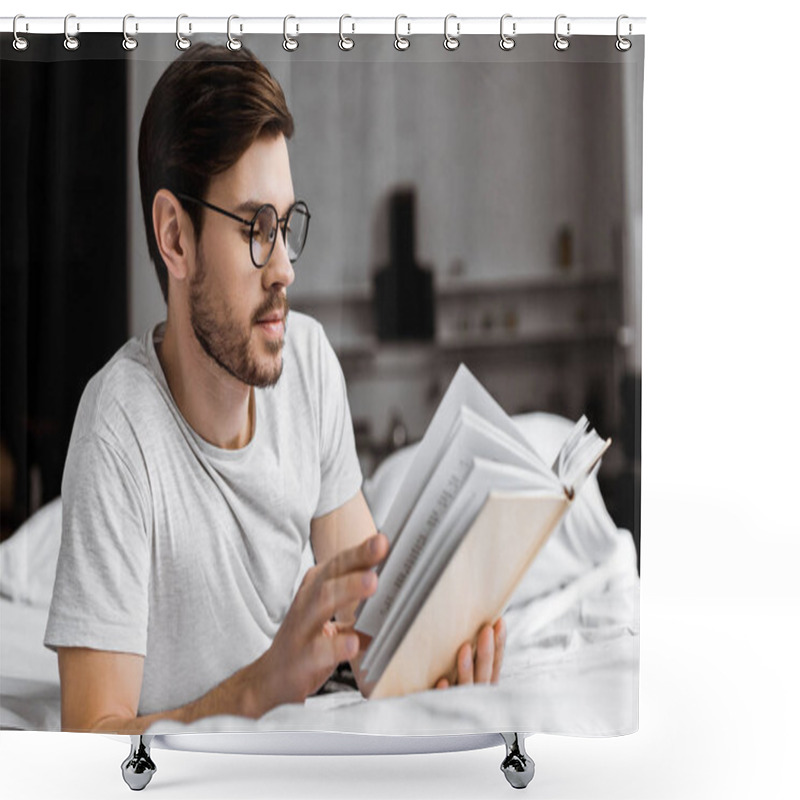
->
<box><xmin>189</xmin><ymin>134</ymin><xmax>296</xmax><ymax>388</ymax></box>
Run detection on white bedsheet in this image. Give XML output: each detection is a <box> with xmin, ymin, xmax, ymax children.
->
<box><xmin>0</xmin><ymin>598</ymin><xmax>61</xmax><ymax>731</ymax></box>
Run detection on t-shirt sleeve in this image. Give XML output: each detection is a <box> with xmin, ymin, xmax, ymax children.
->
<box><xmin>314</xmin><ymin>326</ymin><xmax>363</xmax><ymax>518</ymax></box>
<box><xmin>44</xmin><ymin>433</ymin><xmax>151</xmax><ymax>656</ymax></box>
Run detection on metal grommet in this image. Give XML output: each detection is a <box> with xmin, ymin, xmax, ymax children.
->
<box><xmin>227</xmin><ymin>15</ymin><xmax>242</xmax><ymax>51</ymax></box>
<box><xmin>443</xmin><ymin>14</ymin><xmax>460</xmax><ymax>51</ymax></box>
<box><xmin>499</xmin><ymin>14</ymin><xmax>516</xmax><ymax>51</ymax></box>
<box><xmin>283</xmin><ymin>15</ymin><xmax>299</xmax><ymax>51</ymax></box>
<box><xmin>12</xmin><ymin>15</ymin><xmax>29</xmax><ymax>51</ymax></box>
<box><xmin>394</xmin><ymin>15</ymin><xmax>410</xmax><ymax>51</ymax></box>
<box><xmin>176</xmin><ymin>14</ymin><xmax>191</xmax><ymax>50</ymax></box>
<box><xmin>616</xmin><ymin>14</ymin><xmax>632</xmax><ymax>51</ymax></box>
<box><xmin>63</xmin><ymin>13</ymin><xmax>79</xmax><ymax>51</ymax></box>
<box><xmin>339</xmin><ymin>15</ymin><xmax>355</xmax><ymax>51</ymax></box>
<box><xmin>553</xmin><ymin>14</ymin><xmax>570</xmax><ymax>51</ymax></box>
<box><xmin>122</xmin><ymin>14</ymin><xmax>138</xmax><ymax>51</ymax></box>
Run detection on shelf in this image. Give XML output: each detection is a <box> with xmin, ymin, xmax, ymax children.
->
<box><xmin>333</xmin><ymin>325</ymin><xmax>619</xmax><ymax>363</ymax></box>
<box><xmin>436</xmin><ymin>325</ymin><xmax>619</xmax><ymax>350</ymax></box>
<box><xmin>436</xmin><ymin>271</ymin><xmax>619</xmax><ymax>297</ymax></box>
<box><xmin>290</xmin><ymin>271</ymin><xmax>619</xmax><ymax>307</ymax></box>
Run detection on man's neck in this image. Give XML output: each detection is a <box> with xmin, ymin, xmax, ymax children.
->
<box><xmin>156</xmin><ymin>318</ymin><xmax>254</xmax><ymax>450</ymax></box>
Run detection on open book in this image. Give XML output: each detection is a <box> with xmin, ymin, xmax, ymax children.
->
<box><xmin>355</xmin><ymin>364</ymin><xmax>611</xmax><ymax>700</ymax></box>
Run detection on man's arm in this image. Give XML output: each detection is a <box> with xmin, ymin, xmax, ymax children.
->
<box><xmin>59</xmin><ymin>519</ymin><xmax>389</xmax><ymax>734</ymax></box>
<box><xmin>58</xmin><ymin>647</ymin><xmax>258</xmax><ymax>734</ymax></box>
<box><xmin>310</xmin><ymin>489</ymin><xmax>377</xmax><ymax>625</ymax></box>
<box><xmin>60</xmin><ymin>488</ymin><xmax>503</xmax><ymax>733</ymax></box>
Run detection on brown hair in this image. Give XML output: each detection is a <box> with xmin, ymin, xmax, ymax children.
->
<box><xmin>138</xmin><ymin>42</ymin><xmax>295</xmax><ymax>303</ymax></box>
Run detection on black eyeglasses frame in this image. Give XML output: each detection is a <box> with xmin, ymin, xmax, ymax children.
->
<box><xmin>175</xmin><ymin>192</ymin><xmax>310</xmax><ymax>269</ymax></box>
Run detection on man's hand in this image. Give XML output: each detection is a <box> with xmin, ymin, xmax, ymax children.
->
<box><xmin>236</xmin><ymin>532</ymin><xmax>388</xmax><ymax>716</ymax></box>
<box><xmin>434</xmin><ymin>618</ymin><xmax>506</xmax><ymax>689</ymax></box>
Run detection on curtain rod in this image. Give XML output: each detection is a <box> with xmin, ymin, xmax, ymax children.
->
<box><xmin>1</xmin><ymin>16</ymin><xmax>646</xmax><ymax>37</ymax></box>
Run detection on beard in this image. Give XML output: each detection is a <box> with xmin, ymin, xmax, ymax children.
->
<box><xmin>189</xmin><ymin>248</ymin><xmax>289</xmax><ymax>388</ymax></box>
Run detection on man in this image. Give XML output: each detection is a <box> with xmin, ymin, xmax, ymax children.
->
<box><xmin>44</xmin><ymin>43</ymin><xmax>505</xmax><ymax>735</ymax></box>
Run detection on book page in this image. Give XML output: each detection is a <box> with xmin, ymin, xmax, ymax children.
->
<box><xmin>552</xmin><ymin>416</ymin><xmax>612</xmax><ymax>494</ymax></box>
<box><xmin>374</xmin><ymin>364</ymin><xmax>547</xmax><ymax>541</ymax></box>
<box><xmin>363</xmin><ymin>459</ymin><xmax>557</xmax><ymax>681</ymax></box>
<box><xmin>355</xmin><ymin>408</ymin><xmax>559</xmax><ymax>638</ymax></box>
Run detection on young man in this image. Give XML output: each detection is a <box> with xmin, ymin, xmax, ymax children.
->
<box><xmin>44</xmin><ymin>43</ymin><xmax>505</xmax><ymax>735</ymax></box>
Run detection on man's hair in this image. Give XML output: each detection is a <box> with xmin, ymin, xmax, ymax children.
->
<box><xmin>138</xmin><ymin>42</ymin><xmax>295</xmax><ymax>303</ymax></box>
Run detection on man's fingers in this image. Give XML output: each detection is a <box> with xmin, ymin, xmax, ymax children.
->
<box><xmin>336</xmin><ymin>632</ymin><xmax>360</xmax><ymax>663</ymax></box>
<box><xmin>457</xmin><ymin>642</ymin><xmax>474</xmax><ymax>685</ymax></box>
<box><xmin>297</xmin><ymin>535</ymin><xmax>387</xmax><ymax>638</ymax></box>
<box><xmin>474</xmin><ymin>625</ymin><xmax>494</xmax><ymax>684</ymax></box>
<box><xmin>354</xmin><ymin>629</ymin><xmax>373</xmax><ymax>653</ymax></box>
<box><xmin>491</xmin><ymin>618</ymin><xmax>506</xmax><ymax>684</ymax></box>
<box><xmin>311</xmin><ymin>570</ymin><xmax>378</xmax><ymax>629</ymax></box>
<box><xmin>319</xmin><ymin>533</ymin><xmax>388</xmax><ymax>582</ymax></box>
<box><xmin>329</xmin><ymin>621</ymin><xmax>373</xmax><ymax>651</ymax></box>
<box><xmin>311</xmin><ymin>629</ymin><xmax>360</xmax><ymax>676</ymax></box>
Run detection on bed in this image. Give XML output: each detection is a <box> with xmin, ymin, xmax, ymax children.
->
<box><xmin>0</xmin><ymin>412</ymin><xmax>639</xmax><ymax>789</ymax></box>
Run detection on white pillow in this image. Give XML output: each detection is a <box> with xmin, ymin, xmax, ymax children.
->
<box><xmin>0</xmin><ymin>497</ymin><xmax>63</xmax><ymax>608</ymax></box>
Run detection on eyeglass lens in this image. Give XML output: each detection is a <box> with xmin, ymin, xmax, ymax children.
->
<box><xmin>251</xmin><ymin>204</ymin><xmax>309</xmax><ymax>266</ymax></box>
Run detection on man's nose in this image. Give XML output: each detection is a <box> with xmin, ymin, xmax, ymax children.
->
<box><xmin>262</xmin><ymin>232</ymin><xmax>295</xmax><ymax>290</ymax></box>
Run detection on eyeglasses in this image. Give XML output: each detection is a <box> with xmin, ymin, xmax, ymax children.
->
<box><xmin>176</xmin><ymin>193</ymin><xmax>310</xmax><ymax>269</ymax></box>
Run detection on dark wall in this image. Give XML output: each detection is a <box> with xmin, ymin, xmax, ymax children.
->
<box><xmin>1</xmin><ymin>35</ymin><xmax>128</xmax><ymax>539</ymax></box>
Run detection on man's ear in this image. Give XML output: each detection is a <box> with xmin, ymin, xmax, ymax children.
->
<box><xmin>152</xmin><ymin>189</ymin><xmax>193</xmax><ymax>283</ymax></box>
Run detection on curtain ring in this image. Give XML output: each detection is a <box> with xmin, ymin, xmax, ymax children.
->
<box><xmin>443</xmin><ymin>14</ymin><xmax>460</xmax><ymax>51</ymax></box>
<box><xmin>122</xmin><ymin>14</ymin><xmax>138</xmax><ymax>51</ymax></box>
<box><xmin>553</xmin><ymin>14</ymin><xmax>570</xmax><ymax>51</ymax></box>
<box><xmin>63</xmin><ymin>13</ymin><xmax>80</xmax><ymax>51</ymax></box>
<box><xmin>12</xmin><ymin>15</ymin><xmax>29</xmax><ymax>51</ymax></box>
<box><xmin>283</xmin><ymin>15</ymin><xmax>299</xmax><ymax>51</ymax></box>
<box><xmin>394</xmin><ymin>15</ymin><xmax>410</xmax><ymax>51</ymax></box>
<box><xmin>176</xmin><ymin>14</ymin><xmax>191</xmax><ymax>50</ymax></box>
<box><xmin>616</xmin><ymin>15</ymin><xmax>632</xmax><ymax>51</ymax></box>
<box><xmin>227</xmin><ymin>15</ymin><xmax>242</xmax><ymax>51</ymax></box>
<box><xmin>339</xmin><ymin>15</ymin><xmax>355</xmax><ymax>51</ymax></box>
<box><xmin>499</xmin><ymin>14</ymin><xmax>516</xmax><ymax>51</ymax></box>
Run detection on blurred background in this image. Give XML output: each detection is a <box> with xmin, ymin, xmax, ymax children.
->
<box><xmin>1</xmin><ymin>32</ymin><xmax>641</xmax><ymax>565</ymax></box>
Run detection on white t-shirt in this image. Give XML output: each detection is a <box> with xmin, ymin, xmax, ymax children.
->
<box><xmin>44</xmin><ymin>313</ymin><xmax>362</xmax><ymax>716</ymax></box>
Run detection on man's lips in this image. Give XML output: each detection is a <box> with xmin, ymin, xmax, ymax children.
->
<box><xmin>255</xmin><ymin>295</ymin><xmax>288</xmax><ymax>338</ymax></box>
<box><xmin>256</xmin><ymin>314</ymin><xmax>284</xmax><ymax>337</ymax></box>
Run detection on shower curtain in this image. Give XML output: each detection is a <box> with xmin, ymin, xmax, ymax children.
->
<box><xmin>0</xmin><ymin>19</ymin><xmax>643</xmax><ymax>744</ymax></box>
